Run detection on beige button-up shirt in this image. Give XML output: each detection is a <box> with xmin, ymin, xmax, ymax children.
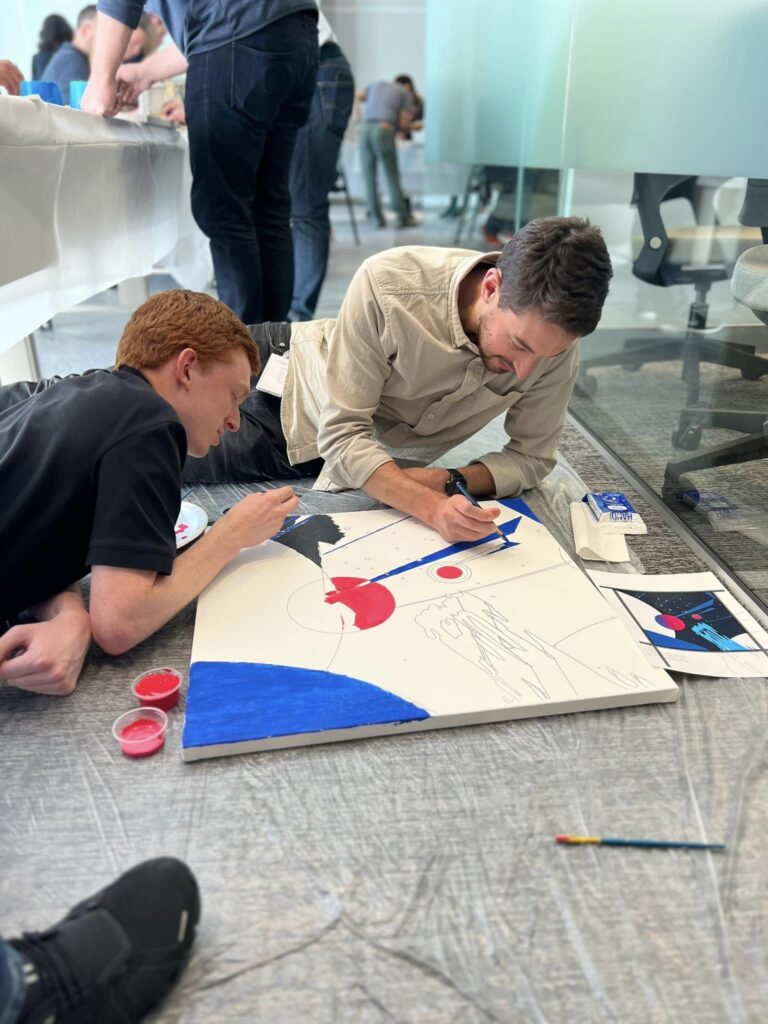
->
<box><xmin>281</xmin><ymin>246</ymin><xmax>578</xmax><ymax>494</ymax></box>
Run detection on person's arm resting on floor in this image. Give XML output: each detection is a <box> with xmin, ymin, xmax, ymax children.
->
<box><xmin>90</xmin><ymin>488</ymin><xmax>297</xmax><ymax>655</ymax></box>
<box><xmin>0</xmin><ymin>585</ymin><xmax>91</xmax><ymax>696</ymax></box>
<box><xmin>316</xmin><ymin>263</ymin><xmax>501</xmax><ymax>543</ymax></box>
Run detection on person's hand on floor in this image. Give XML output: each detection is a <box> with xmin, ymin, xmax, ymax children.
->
<box><xmin>0</xmin><ymin>608</ymin><xmax>91</xmax><ymax>695</ymax></box>
<box><xmin>0</xmin><ymin>60</ymin><xmax>23</xmax><ymax>95</ymax></box>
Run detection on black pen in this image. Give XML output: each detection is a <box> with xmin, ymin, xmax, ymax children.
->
<box><xmin>453</xmin><ymin>480</ymin><xmax>510</xmax><ymax>546</ymax></box>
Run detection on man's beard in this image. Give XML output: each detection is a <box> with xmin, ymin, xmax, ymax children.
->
<box><xmin>476</xmin><ymin>311</ymin><xmax>505</xmax><ymax>373</ymax></box>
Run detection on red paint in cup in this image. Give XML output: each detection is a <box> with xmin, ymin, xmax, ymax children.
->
<box><xmin>112</xmin><ymin>708</ymin><xmax>167</xmax><ymax>759</ymax></box>
<box><xmin>132</xmin><ymin>667</ymin><xmax>182</xmax><ymax>711</ymax></box>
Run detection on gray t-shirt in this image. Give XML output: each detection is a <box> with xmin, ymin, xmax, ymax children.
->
<box><xmin>362</xmin><ymin>81</ymin><xmax>409</xmax><ymax>124</ymax></box>
<box><xmin>43</xmin><ymin>43</ymin><xmax>89</xmax><ymax>105</ymax></box>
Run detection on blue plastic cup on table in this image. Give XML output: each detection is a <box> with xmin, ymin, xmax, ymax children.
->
<box><xmin>69</xmin><ymin>80</ymin><xmax>88</xmax><ymax>109</ymax></box>
<box><xmin>20</xmin><ymin>80</ymin><xmax>64</xmax><ymax>105</ymax></box>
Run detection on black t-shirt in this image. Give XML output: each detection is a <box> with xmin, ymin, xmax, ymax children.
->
<box><xmin>0</xmin><ymin>368</ymin><xmax>187</xmax><ymax>620</ymax></box>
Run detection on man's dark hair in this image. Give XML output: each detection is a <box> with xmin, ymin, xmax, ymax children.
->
<box><xmin>497</xmin><ymin>216</ymin><xmax>612</xmax><ymax>337</ymax></box>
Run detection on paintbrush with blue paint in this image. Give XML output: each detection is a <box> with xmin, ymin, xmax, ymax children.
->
<box><xmin>453</xmin><ymin>480</ymin><xmax>511</xmax><ymax>547</ymax></box>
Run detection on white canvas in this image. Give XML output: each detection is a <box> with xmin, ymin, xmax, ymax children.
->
<box><xmin>183</xmin><ymin>499</ymin><xmax>677</xmax><ymax>761</ymax></box>
<box><xmin>588</xmin><ymin>569</ymin><xmax>768</xmax><ymax>677</ymax></box>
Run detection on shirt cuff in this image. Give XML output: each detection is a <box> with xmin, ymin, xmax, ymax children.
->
<box><xmin>472</xmin><ymin>453</ymin><xmax>525</xmax><ymax>499</ymax></box>
<box><xmin>321</xmin><ymin>439</ymin><xmax>394</xmax><ymax>490</ymax></box>
<box><xmin>88</xmin><ymin>543</ymin><xmax>175</xmax><ymax>576</ymax></box>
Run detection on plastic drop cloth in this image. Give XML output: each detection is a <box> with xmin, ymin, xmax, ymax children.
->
<box><xmin>2</xmin><ymin>447</ymin><xmax>767</xmax><ymax>1023</ymax></box>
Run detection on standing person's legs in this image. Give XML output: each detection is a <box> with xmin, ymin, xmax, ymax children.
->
<box><xmin>0</xmin><ymin>941</ymin><xmax>25</xmax><ymax>1024</ymax></box>
<box><xmin>250</xmin><ymin>15</ymin><xmax>319</xmax><ymax>323</ymax></box>
<box><xmin>374</xmin><ymin>124</ymin><xmax>409</xmax><ymax>222</ymax></box>
<box><xmin>360</xmin><ymin>121</ymin><xmax>384</xmax><ymax>226</ymax></box>
<box><xmin>186</xmin><ymin>12</ymin><xmax>318</xmax><ymax>325</ymax></box>
<box><xmin>186</xmin><ymin>45</ymin><xmax>269</xmax><ymax>323</ymax></box>
<box><xmin>289</xmin><ymin>54</ymin><xmax>354</xmax><ymax>321</ymax></box>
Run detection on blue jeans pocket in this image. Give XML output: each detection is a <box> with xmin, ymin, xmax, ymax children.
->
<box><xmin>232</xmin><ymin>41</ymin><xmax>296</xmax><ymax>111</ymax></box>
<box><xmin>318</xmin><ymin>74</ymin><xmax>354</xmax><ymax>139</ymax></box>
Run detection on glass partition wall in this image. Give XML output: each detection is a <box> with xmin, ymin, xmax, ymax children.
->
<box><xmin>426</xmin><ymin>0</ymin><xmax>768</xmax><ymax>612</ymax></box>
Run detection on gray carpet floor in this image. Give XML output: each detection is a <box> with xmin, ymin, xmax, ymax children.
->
<box><xmin>571</xmin><ymin>327</ymin><xmax>768</xmax><ymax>609</ymax></box>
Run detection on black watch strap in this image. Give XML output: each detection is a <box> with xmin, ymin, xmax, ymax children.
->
<box><xmin>444</xmin><ymin>468</ymin><xmax>468</xmax><ymax>497</ymax></box>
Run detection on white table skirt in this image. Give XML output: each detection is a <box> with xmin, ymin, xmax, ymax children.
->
<box><xmin>0</xmin><ymin>96</ymin><xmax>210</xmax><ymax>356</ymax></box>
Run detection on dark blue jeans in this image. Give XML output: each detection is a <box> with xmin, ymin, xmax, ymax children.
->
<box><xmin>288</xmin><ymin>50</ymin><xmax>354</xmax><ymax>321</ymax></box>
<box><xmin>186</xmin><ymin>11</ymin><xmax>319</xmax><ymax>324</ymax></box>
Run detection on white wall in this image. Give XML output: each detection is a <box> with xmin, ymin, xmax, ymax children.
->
<box><xmin>1</xmin><ymin>1</ymin><xmax>85</xmax><ymax>80</ymax></box>
<box><xmin>1</xmin><ymin>2</ymin><xmax>428</xmax><ymax>89</ymax></box>
<box><xmin>323</xmin><ymin>0</ymin><xmax>426</xmax><ymax>93</ymax></box>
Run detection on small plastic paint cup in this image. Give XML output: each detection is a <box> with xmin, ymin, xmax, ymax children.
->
<box><xmin>132</xmin><ymin>667</ymin><xmax>182</xmax><ymax>711</ymax></box>
<box><xmin>112</xmin><ymin>708</ymin><xmax>167</xmax><ymax>759</ymax></box>
<box><xmin>20</xmin><ymin>80</ymin><xmax>64</xmax><ymax>105</ymax></box>
<box><xmin>69</xmin><ymin>80</ymin><xmax>88</xmax><ymax>110</ymax></box>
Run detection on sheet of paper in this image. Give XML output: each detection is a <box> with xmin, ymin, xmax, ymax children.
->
<box><xmin>570</xmin><ymin>502</ymin><xmax>630</xmax><ymax>561</ymax></box>
<box><xmin>588</xmin><ymin>569</ymin><xmax>768</xmax><ymax>677</ymax></box>
<box><xmin>255</xmin><ymin>353</ymin><xmax>289</xmax><ymax>397</ymax></box>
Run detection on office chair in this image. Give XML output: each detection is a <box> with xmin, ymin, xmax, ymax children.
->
<box><xmin>663</xmin><ymin>179</ymin><xmax>768</xmax><ymax>494</ymax></box>
<box><xmin>453</xmin><ymin>165</ymin><xmax>518</xmax><ymax>246</ymax></box>
<box><xmin>575</xmin><ymin>174</ymin><xmax>768</xmax><ymax>424</ymax></box>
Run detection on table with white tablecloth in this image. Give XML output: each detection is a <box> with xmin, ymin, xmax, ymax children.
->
<box><xmin>0</xmin><ymin>96</ymin><xmax>211</xmax><ymax>380</ymax></box>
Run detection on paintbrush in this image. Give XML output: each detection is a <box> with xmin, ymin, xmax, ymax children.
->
<box><xmin>453</xmin><ymin>480</ymin><xmax>511</xmax><ymax>547</ymax></box>
<box><xmin>556</xmin><ymin>834</ymin><xmax>725</xmax><ymax>851</ymax></box>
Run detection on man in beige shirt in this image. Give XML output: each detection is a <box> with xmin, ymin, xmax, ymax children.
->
<box><xmin>185</xmin><ymin>216</ymin><xmax>612</xmax><ymax>542</ymax></box>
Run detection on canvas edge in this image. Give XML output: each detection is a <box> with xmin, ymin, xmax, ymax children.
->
<box><xmin>181</xmin><ymin>682</ymin><xmax>679</xmax><ymax>762</ymax></box>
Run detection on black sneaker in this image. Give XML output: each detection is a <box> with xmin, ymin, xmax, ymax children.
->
<box><xmin>10</xmin><ymin>857</ymin><xmax>200</xmax><ymax>1024</ymax></box>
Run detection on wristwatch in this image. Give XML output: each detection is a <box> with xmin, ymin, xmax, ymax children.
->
<box><xmin>444</xmin><ymin>468</ymin><xmax>468</xmax><ymax>497</ymax></box>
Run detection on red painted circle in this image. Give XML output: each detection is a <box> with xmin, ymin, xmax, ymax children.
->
<box><xmin>324</xmin><ymin>576</ymin><xmax>396</xmax><ymax>630</ymax></box>
<box><xmin>656</xmin><ymin>613</ymin><xmax>686</xmax><ymax>632</ymax></box>
<box><xmin>436</xmin><ymin>565</ymin><xmax>464</xmax><ymax>580</ymax></box>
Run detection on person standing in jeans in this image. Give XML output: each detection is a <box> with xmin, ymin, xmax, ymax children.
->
<box><xmin>83</xmin><ymin>1</ymin><xmax>320</xmax><ymax>324</ymax></box>
<box><xmin>357</xmin><ymin>78</ymin><xmax>417</xmax><ymax>229</ymax></box>
<box><xmin>288</xmin><ymin>12</ymin><xmax>354</xmax><ymax>321</ymax></box>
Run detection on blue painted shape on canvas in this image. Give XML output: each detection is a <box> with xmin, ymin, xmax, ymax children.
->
<box><xmin>370</xmin><ymin>516</ymin><xmax>521</xmax><ymax>584</ymax></box>
<box><xmin>500</xmin><ymin>496</ymin><xmax>541</xmax><ymax>523</ymax></box>
<box><xmin>645</xmin><ymin>630</ymin><xmax>709</xmax><ymax>652</ymax></box>
<box><xmin>183</xmin><ymin>661</ymin><xmax>430</xmax><ymax>750</ymax></box>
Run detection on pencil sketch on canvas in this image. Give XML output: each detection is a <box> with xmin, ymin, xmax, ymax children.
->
<box><xmin>183</xmin><ymin>499</ymin><xmax>677</xmax><ymax>760</ymax></box>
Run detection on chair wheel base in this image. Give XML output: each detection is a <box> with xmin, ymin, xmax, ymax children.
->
<box><xmin>671</xmin><ymin>423</ymin><xmax>702</xmax><ymax>450</ymax></box>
